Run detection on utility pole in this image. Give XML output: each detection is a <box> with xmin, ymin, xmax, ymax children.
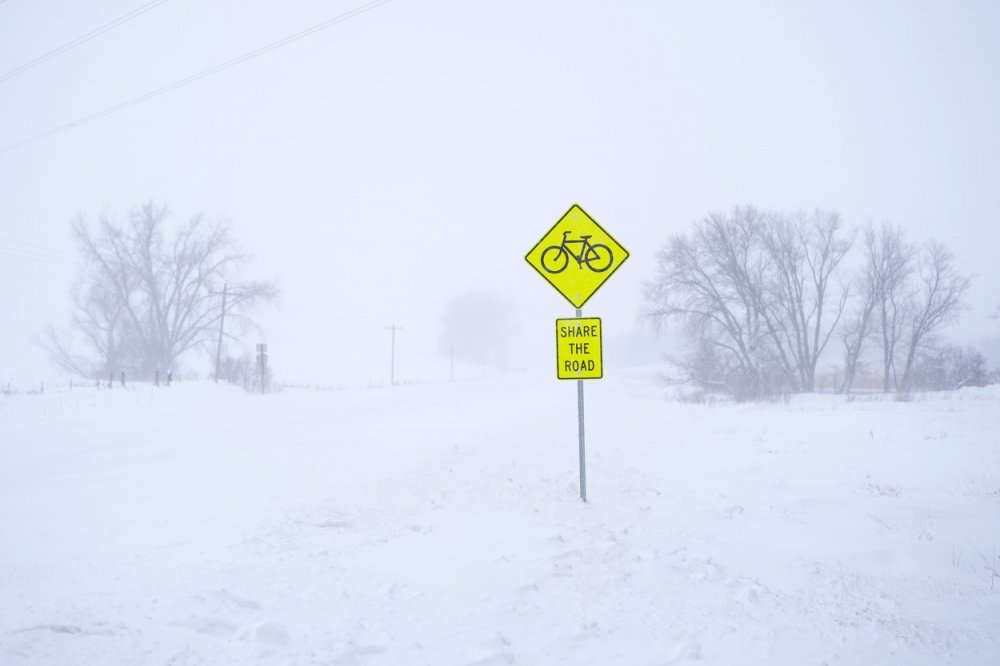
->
<box><xmin>385</xmin><ymin>323</ymin><xmax>402</xmax><ymax>385</ymax></box>
<box><xmin>214</xmin><ymin>283</ymin><xmax>228</xmax><ymax>383</ymax></box>
<box><xmin>256</xmin><ymin>343</ymin><xmax>268</xmax><ymax>394</ymax></box>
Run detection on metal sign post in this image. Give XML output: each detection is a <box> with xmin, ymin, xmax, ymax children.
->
<box><xmin>556</xmin><ymin>314</ymin><xmax>603</xmax><ymax>502</ymax></box>
<box><xmin>575</xmin><ymin>308</ymin><xmax>587</xmax><ymax>502</ymax></box>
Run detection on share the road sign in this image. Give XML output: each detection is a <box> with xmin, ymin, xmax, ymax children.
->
<box><xmin>525</xmin><ymin>204</ymin><xmax>629</xmax><ymax>309</ymax></box>
<box><xmin>556</xmin><ymin>317</ymin><xmax>602</xmax><ymax>380</ymax></box>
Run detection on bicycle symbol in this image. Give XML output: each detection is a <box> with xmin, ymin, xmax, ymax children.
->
<box><xmin>540</xmin><ymin>230</ymin><xmax>614</xmax><ymax>274</ymax></box>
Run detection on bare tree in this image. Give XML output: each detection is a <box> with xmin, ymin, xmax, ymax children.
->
<box><xmin>645</xmin><ymin>211</ymin><xmax>975</xmax><ymax>398</ymax></box>
<box><xmin>644</xmin><ymin>207</ymin><xmax>777</xmax><ymax>399</ymax></box>
<box><xmin>762</xmin><ymin>210</ymin><xmax>853</xmax><ymax>391</ymax></box>
<box><xmin>839</xmin><ymin>225</ymin><xmax>971</xmax><ymax>394</ymax></box>
<box><xmin>909</xmin><ymin>344</ymin><xmax>987</xmax><ymax>390</ymax></box>
<box><xmin>40</xmin><ymin>201</ymin><xmax>277</xmax><ymax>379</ymax></box>
<box><xmin>897</xmin><ymin>241</ymin><xmax>971</xmax><ymax>391</ymax></box>
<box><xmin>643</xmin><ymin>207</ymin><xmax>852</xmax><ymax>398</ymax></box>
<box><xmin>866</xmin><ymin>224</ymin><xmax>914</xmax><ymax>392</ymax></box>
<box><xmin>839</xmin><ymin>227</ymin><xmax>882</xmax><ymax>392</ymax></box>
<box><xmin>36</xmin><ymin>277</ymin><xmax>125</xmax><ymax>377</ymax></box>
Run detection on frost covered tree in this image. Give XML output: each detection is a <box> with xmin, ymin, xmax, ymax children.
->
<box><xmin>645</xmin><ymin>210</ymin><xmax>973</xmax><ymax>398</ymax></box>
<box><xmin>643</xmin><ymin>207</ymin><xmax>777</xmax><ymax>399</ymax></box>
<box><xmin>39</xmin><ymin>201</ymin><xmax>277</xmax><ymax>379</ymax></box>
<box><xmin>897</xmin><ymin>241</ymin><xmax>971</xmax><ymax>392</ymax></box>
<box><xmin>909</xmin><ymin>344</ymin><xmax>987</xmax><ymax>390</ymax></box>
<box><xmin>838</xmin><ymin>228</ymin><xmax>880</xmax><ymax>393</ymax></box>
<box><xmin>867</xmin><ymin>224</ymin><xmax>915</xmax><ymax>392</ymax></box>
<box><xmin>642</xmin><ymin>207</ymin><xmax>852</xmax><ymax>398</ymax></box>
<box><xmin>839</xmin><ymin>224</ymin><xmax>910</xmax><ymax>393</ymax></box>
<box><xmin>841</xmin><ymin>226</ymin><xmax>970</xmax><ymax>393</ymax></box>
<box><xmin>761</xmin><ymin>210</ymin><xmax>853</xmax><ymax>391</ymax></box>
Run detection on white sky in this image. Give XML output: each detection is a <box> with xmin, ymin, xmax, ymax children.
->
<box><xmin>1</xmin><ymin>0</ymin><xmax>999</xmax><ymax>386</ymax></box>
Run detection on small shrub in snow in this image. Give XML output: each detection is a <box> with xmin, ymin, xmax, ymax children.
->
<box><xmin>858</xmin><ymin>474</ymin><xmax>901</xmax><ymax>498</ymax></box>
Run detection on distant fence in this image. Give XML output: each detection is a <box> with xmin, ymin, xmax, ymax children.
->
<box><xmin>0</xmin><ymin>371</ymin><xmax>176</xmax><ymax>396</ymax></box>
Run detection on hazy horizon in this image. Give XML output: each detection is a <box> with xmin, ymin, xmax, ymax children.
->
<box><xmin>2</xmin><ymin>0</ymin><xmax>999</xmax><ymax>386</ymax></box>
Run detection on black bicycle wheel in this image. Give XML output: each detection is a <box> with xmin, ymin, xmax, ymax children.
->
<box><xmin>585</xmin><ymin>244</ymin><xmax>613</xmax><ymax>272</ymax></box>
<box><xmin>540</xmin><ymin>246</ymin><xmax>569</xmax><ymax>273</ymax></box>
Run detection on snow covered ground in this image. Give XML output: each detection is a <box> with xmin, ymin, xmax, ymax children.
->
<box><xmin>1</xmin><ymin>370</ymin><xmax>999</xmax><ymax>665</ymax></box>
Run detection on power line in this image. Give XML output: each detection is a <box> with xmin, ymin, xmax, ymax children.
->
<box><xmin>0</xmin><ymin>0</ymin><xmax>394</xmax><ymax>156</ymax></box>
<box><xmin>0</xmin><ymin>239</ymin><xmax>78</xmax><ymax>263</ymax></box>
<box><xmin>0</xmin><ymin>0</ymin><xmax>172</xmax><ymax>83</ymax></box>
<box><xmin>0</xmin><ymin>247</ymin><xmax>78</xmax><ymax>269</ymax></box>
<box><xmin>0</xmin><ymin>237</ymin><xmax>77</xmax><ymax>258</ymax></box>
<box><xmin>0</xmin><ymin>266</ymin><xmax>76</xmax><ymax>283</ymax></box>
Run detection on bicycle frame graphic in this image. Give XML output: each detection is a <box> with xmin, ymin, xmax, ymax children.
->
<box><xmin>540</xmin><ymin>230</ymin><xmax>614</xmax><ymax>274</ymax></box>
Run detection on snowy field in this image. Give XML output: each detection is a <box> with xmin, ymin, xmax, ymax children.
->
<box><xmin>1</xmin><ymin>371</ymin><xmax>999</xmax><ymax>665</ymax></box>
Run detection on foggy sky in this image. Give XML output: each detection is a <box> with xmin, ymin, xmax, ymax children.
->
<box><xmin>2</xmin><ymin>0</ymin><xmax>999</xmax><ymax>386</ymax></box>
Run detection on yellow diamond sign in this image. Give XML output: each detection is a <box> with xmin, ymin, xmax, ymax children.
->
<box><xmin>525</xmin><ymin>204</ymin><xmax>629</xmax><ymax>309</ymax></box>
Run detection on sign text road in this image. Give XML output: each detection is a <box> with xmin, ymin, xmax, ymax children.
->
<box><xmin>556</xmin><ymin>317</ymin><xmax>602</xmax><ymax>380</ymax></box>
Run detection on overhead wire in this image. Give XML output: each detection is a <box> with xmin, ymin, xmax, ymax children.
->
<box><xmin>0</xmin><ymin>0</ymin><xmax>394</xmax><ymax>156</ymax></box>
<box><xmin>0</xmin><ymin>265</ymin><xmax>76</xmax><ymax>283</ymax></box>
<box><xmin>0</xmin><ymin>247</ymin><xmax>78</xmax><ymax>269</ymax></box>
<box><xmin>0</xmin><ymin>266</ymin><xmax>80</xmax><ymax>286</ymax></box>
<box><xmin>0</xmin><ymin>237</ymin><xmax>77</xmax><ymax>258</ymax></box>
<box><xmin>0</xmin><ymin>263</ymin><xmax>75</xmax><ymax>278</ymax></box>
<box><xmin>0</xmin><ymin>0</ymin><xmax>172</xmax><ymax>83</ymax></box>
<box><xmin>0</xmin><ymin>240</ymin><xmax>79</xmax><ymax>283</ymax></box>
<box><xmin>0</xmin><ymin>239</ymin><xmax>85</xmax><ymax>286</ymax></box>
